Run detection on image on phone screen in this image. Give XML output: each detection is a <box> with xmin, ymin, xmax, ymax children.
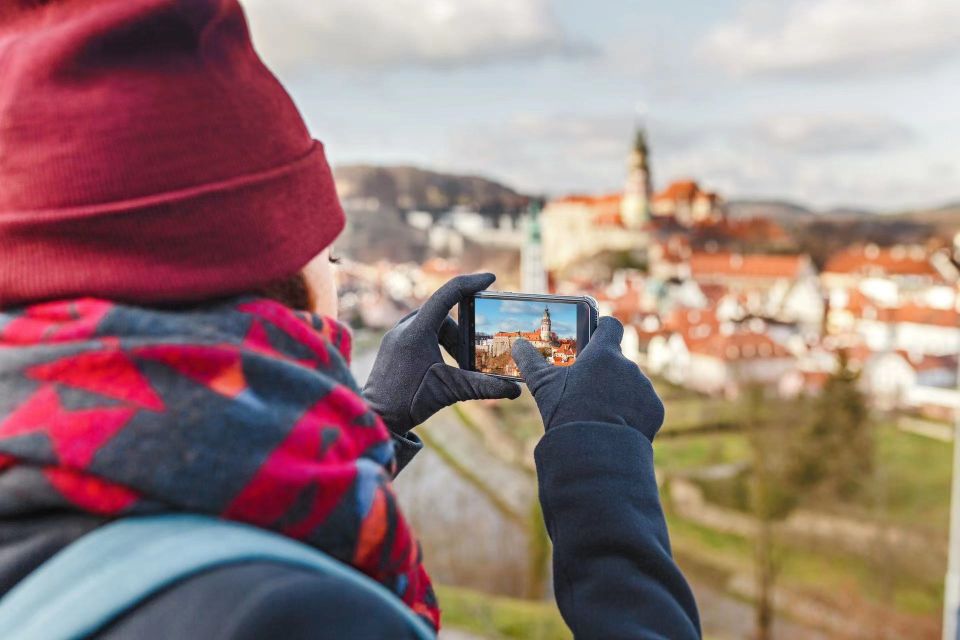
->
<box><xmin>473</xmin><ymin>298</ymin><xmax>579</xmax><ymax>377</ymax></box>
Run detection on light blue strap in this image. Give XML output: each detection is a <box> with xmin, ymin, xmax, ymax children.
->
<box><xmin>0</xmin><ymin>514</ymin><xmax>435</xmax><ymax>640</ymax></box>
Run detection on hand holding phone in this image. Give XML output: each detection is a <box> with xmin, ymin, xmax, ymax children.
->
<box><xmin>363</xmin><ymin>273</ymin><xmax>521</xmax><ymax>438</ymax></box>
<box><xmin>458</xmin><ymin>292</ymin><xmax>599</xmax><ymax>382</ymax></box>
<box><xmin>514</xmin><ymin>317</ymin><xmax>665</xmax><ymax>441</ymax></box>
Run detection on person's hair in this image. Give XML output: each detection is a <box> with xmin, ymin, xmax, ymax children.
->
<box><xmin>255</xmin><ymin>272</ymin><xmax>313</xmax><ymax>312</ymax></box>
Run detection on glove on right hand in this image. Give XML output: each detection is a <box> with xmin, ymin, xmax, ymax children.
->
<box><xmin>512</xmin><ymin>316</ymin><xmax>665</xmax><ymax>441</ymax></box>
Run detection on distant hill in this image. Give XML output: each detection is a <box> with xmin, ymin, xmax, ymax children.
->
<box><xmin>885</xmin><ymin>203</ymin><xmax>960</xmax><ymax>235</ymax></box>
<box><xmin>725</xmin><ymin>199</ymin><xmax>814</xmax><ymax>221</ymax></box>
<box><xmin>333</xmin><ymin>165</ymin><xmax>533</xmax><ymax>215</ymax></box>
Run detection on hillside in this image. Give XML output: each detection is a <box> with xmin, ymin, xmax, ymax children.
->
<box><xmin>885</xmin><ymin>203</ymin><xmax>960</xmax><ymax>235</ymax></box>
<box><xmin>726</xmin><ymin>199</ymin><xmax>814</xmax><ymax>221</ymax></box>
<box><xmin>333</xmin><ymin>165</ymin><xmax>533</xmax><ymax>215</ymax></box>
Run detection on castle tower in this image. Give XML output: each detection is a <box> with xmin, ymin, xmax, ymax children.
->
<box><xmin>621</xmin><ymin>127</ymin><xmax>653</xmax><ymax>229</ymax></box>
<box><xmin>540</xmin><ymin>306</ymin><xmax>551</xmax><ymax>341</ymax></box>
<box><xmin>521</xmin><ymin>201</ymin><xmax>547</xmax><ymax>293</ymax></box>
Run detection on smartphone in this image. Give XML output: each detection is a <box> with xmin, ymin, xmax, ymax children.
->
<box><xmin>458</xmin><ymin>291</ymin><xmax>599</xmax><ymax>382</ymax></box>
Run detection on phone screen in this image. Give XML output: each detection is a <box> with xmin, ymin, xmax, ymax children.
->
<box><xmin>473</xmin><ymin>297</ymin><xmax>581</xmax><ymax>377</ymax></box>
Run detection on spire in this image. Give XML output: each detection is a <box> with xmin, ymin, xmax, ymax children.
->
<box><xmin>622</xmin><ymin>125</ymin><xmax>653</xmax><ymax>228</ymax></box>
<box><xmin>540</xmin><ymin>305</ymin><xmax>551</xmax><ymax>341</ymax></box>
<box><xmin>633</xmin><ymin>127</ymin><xmax>649</xmax><ymax>167</ymax></box>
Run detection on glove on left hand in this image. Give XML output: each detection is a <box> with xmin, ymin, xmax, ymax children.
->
<box><xmin>363</xmin><ymin>273</ymin><xmax>522</xmax><ymax>435</ymax></box>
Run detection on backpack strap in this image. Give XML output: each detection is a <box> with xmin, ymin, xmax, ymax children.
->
<box><xmin>0</xmin><ymin>514</ymin><xmax>436</xmax><ymax>640</ymax></box>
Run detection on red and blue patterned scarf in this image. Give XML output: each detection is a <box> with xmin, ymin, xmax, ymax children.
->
<box><xmin>0</xmin><ymin>297</ymin><xmax>439</xmax><ymax>629</ymax></box>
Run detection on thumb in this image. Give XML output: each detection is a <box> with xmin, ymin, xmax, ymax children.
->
<box><xmin>447</xmin><ymin>365</ymin><xmax>522</xmax><ymax>400</ymax></box>
<box><xmin>586</xmin><ymin>316</ymin><xmax>624</xmax><ymax>354</ymax></box>
<box><xmin>512</xmin><ymin>338</ymin><xmax>551</xmax><ymax>379</ymax></box>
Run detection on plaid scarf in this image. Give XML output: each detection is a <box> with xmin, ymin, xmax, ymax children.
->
<box><xmin>0</xmin><ymin>297</ymin><xmax>438</xmax><ymax>630</ymax></box>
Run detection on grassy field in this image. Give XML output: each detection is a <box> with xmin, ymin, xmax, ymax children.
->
<box><xmin>654</xmin><ymin>402</ymin><xmax>952</xmax><ymax>631</ymax></box>
<box><xmin>667</xmin><ymin>512</ymin><xmax>945</xmax><ymax>618</ymax></box>
<box><xmin>654</xmin><ymin>420</ymin><xmax>953</xmax><ymax>534</ymax></box>
<box><xmin>661</xmin><ymin>395</ymin><xmax>745</xmax><ymax>431</ymax></box>
<box><xmin>436</xmin><ymin>584</ymin><xmax>571</xmax><ymax>640</ymax></box>
<box><xmin>433</xmin><ymin>373</ymin><xmax>953</xmax><ymax>636</ymax></box>
<box><xmin>874</xmin><ymin>422</ymin><xmax>954</xmax><ymax>530</ymax></box>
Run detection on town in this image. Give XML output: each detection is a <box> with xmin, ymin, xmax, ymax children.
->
<box><xmin>475</xmin><ymin>306</ymin><xmax>578</xmax><ymax>377</ymax></box>
<box><xmin>338</xmin><ymin>129</ymin><xmax>960</xmax><ymax>422</ymax></box>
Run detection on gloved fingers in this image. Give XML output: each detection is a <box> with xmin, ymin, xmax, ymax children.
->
<box><xmin>583</xmin><ymin>316</ymin><xmax>624</xmax><ymax>356</ymax></box>
<box><xmin>446</xmin><ymin>365</ymin><xmax>522</xmax><ymax>400</ymax></box>
<box><xmin>512</xmin><ymin>338</ymin><xmax>551</xmax><ymax>378</ymax></box>
<box><xmin>439</xmin><ymin>315</ymin><xmax>460</xmax><ymax>359</ymax></box>
<box><xmin>417</xmin><ymin>273</ymin><xmax>496</xmax><ymax>333</ymax></box>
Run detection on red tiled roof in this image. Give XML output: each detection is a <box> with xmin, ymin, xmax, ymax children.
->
<box><xmin>555</xmin><ymin>343</ymin><xmax>577</xmax><ymax>355</ymax></box>
<box><xmin>701</xmin><ymin>217</ymin><xmax>790</xmax><ymax>244</ymax></box>
<box><xmin>608</xmin><ymin>288</ymin><xmax>646</xmax><ymax>323</ymax></box>
<box><xmin>687</xmin><ymin>332</ymin><xmax>791</xmax><ymax>361</ymax></box>
<box><xmin>663</xmin><ymin>307</ymin><xmax>720</xmax><ymax>335</ymax></box>
<box><xmin>838</xmin><ymin>288</ymin><xmax>874</xmax><ymax>314</ymax></box>
<box><xmin>894</xmin><ymin>303</ymin><xmax>960</xmax><ymax>327</ymax></box>
<box><xmin>654</xmin><ymin>180</ymin><xmax>698</xmax><ymax>202</ymax></box>
<box><xmin>495</xmin><ymin>330</ymin><xmax>543</xmax><ymax>341</ymax></box>
<box><xmin>689</xmin><ymin>252</ymin><xmax>807</xmax><ymax>279</ymax></box>
<box><xmin>698</xmin><ymin>284</ymin><xmax>729</xmax><ymax>304</ymax></box>
<box><xmin>552</xmin><ymin>193</ymin><xmax>622</xmax><ymax>208</ymax></box>
<box><xmin>802</xmin><ymin>371</ymin><xmax>831</xmax><ymax>389</ymax></box>
<box><xmin>823</xmin><ymin>246</ymin><xmax>939</xmax><ymax>278</ymax></box>
<box><xmin>593</xmin><ymin>211</ymin><xmax>624</xmax><ymax>227</ymax></box>
<box><xmin>852</xmin><ymin>301</ymin><xmax>960</xmax><ymax>327</ymax></box>
<box><xmin>653</xmin><ymin>179</ymin><xmax>719</xmax><ymax>205</ymax></box>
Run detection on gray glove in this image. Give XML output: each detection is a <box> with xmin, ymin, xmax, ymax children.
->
<box><xmin>512</xmin><ymin>316</ymin><xmax>665</xmax><ymax>441</ymax></box>
<box><xmin>364</xmin><ymin>273</ymin><xmax>522</xmax><ymax>436</ymax></box>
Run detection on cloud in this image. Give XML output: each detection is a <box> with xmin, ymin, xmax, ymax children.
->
<box><xmin>551</xmin><ymin>322</ymin><xmax>575</xmax><ymax>338</ymax></box>
<box><xmin>241</xmin><ymin>0</ymin><xmax>591</xmax><ymax>72</ymax></box>
<box><xmin>654</xmin><ymin>136</ymin><xmax>956</xmax><ymax>211</ymax></box>
<box><xmin>701</xmin><ymin>0</ymin><xmax>960</xmax><ymax>78</ymax></box>
<box><xmin>753</xmin><ymin>115</ymin><xmax>914</xmax><ymax>154</ymax></box>
<box><xmin>444</xmin><ymin>111</ymin><xmax>945</xmax><ymax>209</ymax></box>
<box><xmin>498</xmin><ymin>300</ymin><xmax>542</xmax><ymax>315</ymax></box>
<box><xmin>445</xmin><ymin>113</ymin><xmax>696</xmax><ymax>196</ymax></box>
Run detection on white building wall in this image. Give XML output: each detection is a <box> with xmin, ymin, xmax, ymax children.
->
<box><xmin>858</xmin><ymin>319</ymin><xmax>895</xmax><ymax>351</ymax></box>
<box><xmin>664</xmin><ymin>335</ymin><xmax>691</xmax><ymax>385</ymax></box>
<box><xmin>862</xmin><ymin>353</ymin><xmax>916</xmax><ymax>409</ymax></box>
<box><xmin>621</xmin><ymin>325</ymin><xmax>641</xmax><ymax>364</ymax></box>
<box><xmin>685</xmin><ymin>355</ymin><xmax>729</xmax><ymax>395</ymax></box>
<box><xmin>541</xmin><ymin>202</ymin><xmax>649</xmax><ymax>273</ymax></box>
<box><xmin>737</xmin><ymin>358</ymin><xmax>797</xmax><ymax>385</ymax></box>
<box><xmin>647</xmin><ymin>335</ymin><xmax>670</xmax><ymax>376</ymax></box>
<box><xmin>896</xmin><ymin>323</ymin><xmax>960</xmax><ymax>357</ymax></box>
<box><xmin>782</xmin><ymin>277</ymin><xmax>825</xmax><ymax>329</ymax></box>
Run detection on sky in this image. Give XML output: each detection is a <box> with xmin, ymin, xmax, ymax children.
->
<box><xmin>242</xmin><ymin>0</ymin><xmax>960</xmax><ymax>211</ymax></box>
<box><xmin>475</xmin><ymin>298</ymin><xmax>578</xmax><ymax>339</ymax></box>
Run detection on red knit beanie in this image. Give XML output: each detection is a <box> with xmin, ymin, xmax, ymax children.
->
<box><xmin>0</xmin><ymin>0</ymin><xmax>345</xmax><ymax>307</ymax></box>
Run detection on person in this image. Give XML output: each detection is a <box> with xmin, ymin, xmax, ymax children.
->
<box><xmin>0</xmin><ymin>0</ymin><xmax>700</xmax><ymax>638</ymax></box>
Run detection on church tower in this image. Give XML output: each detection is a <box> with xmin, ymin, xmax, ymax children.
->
<box><xmin>621</xmin><ymin>127</ymin><xmax>653</xmax><ymax>229</ymax></box>
<box><xmin>539</xmin><ymin>306</ymin><xmax>552</xmax><ymax>342</ymax></box>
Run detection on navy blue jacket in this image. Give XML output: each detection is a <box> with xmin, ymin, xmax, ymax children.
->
<box><xmin>535</xmin><ymin>422</ymin><xmax>700</xmax><ymax>639</ymax></box>
<box><xmin>0</xmin><ymin>425</ymin><xmax>699</xmax><ymax>639</ymax></box>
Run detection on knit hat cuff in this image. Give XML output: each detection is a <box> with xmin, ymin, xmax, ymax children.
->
<box><xmin>0</xmin><ymin>141</ymin><xmax>345</xmax><ymax>306</ymax></box>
